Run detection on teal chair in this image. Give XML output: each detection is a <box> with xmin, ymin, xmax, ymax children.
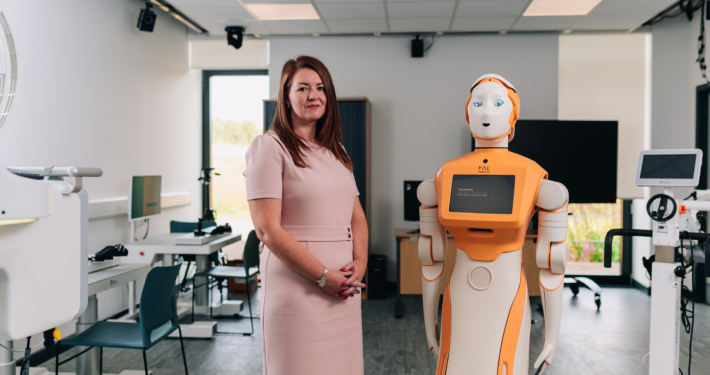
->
<box><xmin>192</xmin><ymin>229</ymin><xmax>261</xmax><ymax>336</ymax></box>
<box><xmin>55</xmin><ymin>260</ymin><xmax>188</xmax><ymax>375</ymax></box>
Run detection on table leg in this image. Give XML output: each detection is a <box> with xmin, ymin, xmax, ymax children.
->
<box><xmin>76</xmin><ymin>294</ymin><xmax>100</xmax><ymax>375</ymax></box>
<box><xmin>0</xmin><ymin>340</ymin><xmax>13</xmax><ymax>375</ymax></box>
<box><xmin>128</xmin><ymin>281</ymin><xmax>136</xmax><ymax>315</ymax></box>
<box><xmin>195</xmin><ymin>255</ymin><xmax>209</xmax><ymax>308</ymax></box>
<box><xmin>395</xmin><ymin>238</ymin><xmax>403</xmax><ymax>319</ymax></box>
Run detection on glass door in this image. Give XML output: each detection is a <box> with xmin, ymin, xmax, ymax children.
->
<box><xmin>204</xmin><ymin>70</ymin><xmax>269</xmax><ymax>258</ymax></box>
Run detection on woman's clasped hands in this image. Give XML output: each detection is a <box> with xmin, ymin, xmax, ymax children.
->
<box><xmin>322</xmin><ymin>260</ymin><xmax>367</xmax><ymax>300</ymax></box>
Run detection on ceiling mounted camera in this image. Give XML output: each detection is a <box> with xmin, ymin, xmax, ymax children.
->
<box><xmin>226</xmin><ymin>26</ymin><xmax>245</xmax><ymax>49</ymax></box>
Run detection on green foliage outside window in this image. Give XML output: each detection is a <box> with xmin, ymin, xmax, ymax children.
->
<box><xmin>211</xmin><ymin>119</ymin><xmax>261</xmax><ymax>221</ymax></box>
<box><xmin>567</xmin><ymin>202</ymin><xmax>621</xmax><ymax>264</ymax></box>
<box><xmin>212</xmin><ymin>119</ymin><xmax>261</xmax><ymax>146</ymax></box>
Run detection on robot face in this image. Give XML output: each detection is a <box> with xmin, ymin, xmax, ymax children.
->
<box><xmin>467</xmin><ymin>81</ymin><xmax>514</xmax><ymax>140</ymax></box>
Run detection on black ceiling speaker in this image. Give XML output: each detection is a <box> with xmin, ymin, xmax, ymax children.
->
<box><xmin>226</xmin><ymin>26</ymin><xmax>245</xmax><ymax>49</ymax></box>
<box><xmin>137</xmin><ymin>2</ymin><xmax>157</xmax><ymax>32</ymax></box>
<box><xmin>411</xmin><ymin>35</ymin><xmax>424</xmax><ymax>58</ymax></box>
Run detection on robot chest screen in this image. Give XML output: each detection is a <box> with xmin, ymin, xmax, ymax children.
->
<box><xmin>449</xmin><ymin>175</ymin><xmax>516</xmax><ymax>214</ymax></box>
<box><xmin>435</xmin><ymin>150</ymin><xmax>547</xmax><ymax>259</ymax></box>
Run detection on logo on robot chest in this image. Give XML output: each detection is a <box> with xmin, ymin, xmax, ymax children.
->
<box><xmin>478</xmin><ymin>166</ymin><xmax>491</xmax><ymax>174</ymax></box>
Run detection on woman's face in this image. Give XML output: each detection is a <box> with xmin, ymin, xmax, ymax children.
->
<box><xmin>287</xmin><ymin>68</ymin><xmax>327</xmax><ymax>125</ymax></box>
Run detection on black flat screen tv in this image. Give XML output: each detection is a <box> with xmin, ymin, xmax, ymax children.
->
<box><xmin>472</xmin><ymin>120</ymin><xmax>618</xmax><ymax>204</ymax></box>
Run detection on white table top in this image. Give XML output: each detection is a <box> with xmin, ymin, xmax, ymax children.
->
<box><xmin>87</xmin><ymin>263</ymin><xmax>151</xmax><ymax>296</ymax></box>
<box><xmin>129</xmin><ymin>232</ymin><xmax>242</xmax><ymax>255</ymax></box>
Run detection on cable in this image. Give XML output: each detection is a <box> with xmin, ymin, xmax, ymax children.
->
<box><xmin>143</xmin><ymin>219</ymin><xmax>150</xmax><ymax>240</ymax></box>
<box><xmin>678</xmin><ymin>231</ymin><xmax>698</xmax><ymax>375</ymax></box>
<box><xmin>0</xmin><ymin>340</ymin><xmax>44</xmax><ymax>353</ymax></box>
<box><xmin>697</xmin><ymin>0</ymin><xmax>708</xmax><ymax>81</ymax></box>
<box><xmin>423</xmin><ymin>35</ymin><xmax>435</xmax><ymax>52</ymax></box>
<box><xmin>132</xmin><ymin>218</ymin><xmax>150</xmax><ymax>241</ymax></box>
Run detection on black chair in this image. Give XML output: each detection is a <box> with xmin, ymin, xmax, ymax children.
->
<box><xmin>55</xmin><ymin>259</ymin><xmax>188</xmax><ymax>375</ymax></box>
<box><xmin>192</xmin><ymin>230</ymin><xmax>260</xmax><ymax>336</ymax></box>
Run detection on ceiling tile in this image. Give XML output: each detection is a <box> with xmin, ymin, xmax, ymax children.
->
<box><xmin>314</xmin><ymin>0</ymin><xmax>382</xmax><ymax>2</ymax></box>
<box><xmin>586</xmin><ymin>0</ymin><xmax>674</xmax><ymax>14</ymax></box>
<box><xmin>388</xmin><ymin>17</ymin><xmax>451</xmax><ymax>32</ymax></box>
<box><xmin>242</xmin><ymin>0</ymin><xmax>313</xmax><ymax>3</ymax></box>
<box><xmin>174</xmin><ymin>4</ymin><xmax>253</xmax><ymax>21</ymax></box>
<box><xmin>325</xmin><ymin>18</ymin><xmax>389</xmax><ymax>32</ymax></box>
<box><xmin>512</xmin><ymin>16</ymin><xmax>583</xmax><ymax>30</ymax></box>
<box><xmin>574</xmin><ymin>13</ymin><xmax>645</xmax><ymax>30</ymax></box>
<box><xmin>387</xmin><ymin>0</ymin><xmax>457</xmax><ymax>2</ymax></box>
<box><xmin>200</xmin><ymin>19</ymin><xmax>270</xmax><ymax>35</ymax></box>
<box><xmin>387</xmin><ymin>2</ymin><xmax>456</xmax><ymax>18</ymax></box>
<box><xmin>263</xmin><ymin>20</ymin><xmax>329</xmax><ymax>33</ymax></box>
<box><xmin>169</xmin><ymin>0</ymin><xmax>239</xmax><ymax>5</ymax></box>
<box><xmin>451</xmin><ymin>16</ymin><xmax>517</xmax><ymax>31</ymax></box>
<box><xmin>316</xmin><ymin>3</ymin><xmax>386</xmax><ymax>19</ymax></box>
<box><xmin>583</xmin><ymin>0</ymin><xmax>675</xmax><ymax>27</ymax></box>
<box><xmin>456</xmin><ymin>1</ymin><xmax>528</xmax><ymax>17</ymax></box>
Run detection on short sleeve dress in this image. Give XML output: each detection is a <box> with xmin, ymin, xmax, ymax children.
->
<box><xmin>243</xmin><ymin>133</ymin><xmax>364</xmax><ymax>375</ymax></box>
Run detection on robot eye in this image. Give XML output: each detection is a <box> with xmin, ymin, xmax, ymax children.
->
<box><xmin>473</xmin><ymin>100</ymin><xmax>482</xmax><ymax>107</ymax></box>
<box><xmin>494</xmin><ymin>99</ymin><xmax>504</xmax><ymax>107</ymax></box>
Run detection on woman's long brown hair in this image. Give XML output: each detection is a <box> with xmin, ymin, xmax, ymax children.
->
<box><xmin>268</xmin><ymin>55</ymin><xmax>353</xmax><ymax>172</ymax></box>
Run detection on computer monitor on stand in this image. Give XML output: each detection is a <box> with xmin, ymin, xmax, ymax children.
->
<box><xmin>128</xmin><ymin>175</ymin><xmax>161</xmax><ymax>241</ymax></box>
<box><xmin>404</xmin><ymin>180</ymin><xmax>423</xmax><ymax>233</ymax></box>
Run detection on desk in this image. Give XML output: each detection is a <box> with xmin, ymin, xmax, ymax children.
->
<box><xmin>77</xmin><ymin>263</ymin><xmax>151</xmax><ymax>375</ymax></box>
<box><xmin>125</xmin><ymin>233</ymin><xmax>242</xmax><ymax>338</ymax></box>
<box><xmin>394</xmin><ymin>229</ymin><xmax>541</xmax><ymax>318</ymax></box>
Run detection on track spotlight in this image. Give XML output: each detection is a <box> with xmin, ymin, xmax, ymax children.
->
<box><xmin>226</xmin><ymin>26</ymin><xmax>245</xmax><ymax>49</ymax></box>
<box><xmin>137</xmin><ymin>2</ymin><xmax>157</xmax><ymax>32</ymax></box>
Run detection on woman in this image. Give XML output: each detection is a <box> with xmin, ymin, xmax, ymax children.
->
<box><xmin>244</xmin><ymin>55</ymin><xmax>368</xmax><ymax>375</ymax></box>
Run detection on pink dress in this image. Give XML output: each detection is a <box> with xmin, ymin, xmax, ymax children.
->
<box><xmin>243</xmin><ymin>133</ymin><xmax>364</xmax><ymax>375</ymax></box>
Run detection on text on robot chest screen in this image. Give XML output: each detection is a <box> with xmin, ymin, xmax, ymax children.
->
<box><xmin>449</xmin><ymin>175</ymin><xmax>515</xmax><ymax>214</ymax></box>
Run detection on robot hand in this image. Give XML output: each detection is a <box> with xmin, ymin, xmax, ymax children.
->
<box><xmin>533</xmin><ymin>344</ymin><xmax>555</xmax><ymax>374</ymax></box>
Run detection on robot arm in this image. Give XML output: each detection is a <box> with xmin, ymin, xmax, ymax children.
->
<box><xmin>417</xmin><ymin>179</ymin><xmax>447</xmax><ymax>357</ymax></box>
<box><xmin>533</xmin><ymin>180</ymin><xmax>569</xmax><ymax>374</ymax></box>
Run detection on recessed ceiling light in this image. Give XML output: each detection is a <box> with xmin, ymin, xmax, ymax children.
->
<box><xmin>246</xmin><ymin>4</ymin><xmax>320</xmax><ymax>21</ymax></box>
<box><xmin>523</xmin><ymin>0</ymin><xmax>603</xmax><ymax>16</ymax></box>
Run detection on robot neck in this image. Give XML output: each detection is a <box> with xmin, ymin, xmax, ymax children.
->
<box><xmin>474</xmin><ymin>137</ymin><xmax>508</xmax><ymax>149</ymax></box>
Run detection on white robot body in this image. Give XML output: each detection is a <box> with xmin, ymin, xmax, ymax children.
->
<box><xmin>447</xmin><ymin>249</ymin><xmax>530</xmax><ymax>375</ymax></box>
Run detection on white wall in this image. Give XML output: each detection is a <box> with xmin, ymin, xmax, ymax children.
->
<box><xmin>190</xmin><ymin>38</ymin><xmax>269</xmax><ymax>70</ymax></box>
<box><xmin>269</xmin><ymin>35</ymin><xmax>559</xmax><ymax>280</ymax></box>
<box><xmin>651</xmin><ymin>15</ymin><xmax>706</xmax><ymax>152</ymax></box>
<box><xmin>0</xmin><ymin>0</ymin><xmax>202</xmax><ymax>349</ymax></box>
<box><xmin>558</xmin><ymin>33</ymin><xmax>651</xmax><ymax>200</ymax></box>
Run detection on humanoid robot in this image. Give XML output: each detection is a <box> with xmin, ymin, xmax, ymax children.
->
<box><xmin>417</xmin><ymin>74</ymin><xmax>569</xmax><ymax>375</ymax></box>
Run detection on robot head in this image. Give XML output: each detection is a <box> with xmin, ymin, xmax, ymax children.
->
<box><xmin>465</xmin><ymin>74</ymin><xmax>520</xmax><ymax>142</ymax></box>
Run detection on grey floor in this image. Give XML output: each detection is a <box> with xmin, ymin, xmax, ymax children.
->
<box><xmin>41</xmin><ymin>286</ymin><xmax>710</xmax><ymax>375</ymax></box>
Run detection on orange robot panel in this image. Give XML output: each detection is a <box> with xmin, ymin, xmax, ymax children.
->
<box><xmin>435</xmin><ymin>148</ymin><xmax>547</xmax><ymax>261</ymax></box>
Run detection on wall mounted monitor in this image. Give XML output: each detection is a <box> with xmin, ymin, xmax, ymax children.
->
<box><xmin>473</xmin><ymin>120</ymin><xmax>618</xmax><ymax>204</ymax></box>
<box><xmin>404</xmin><ymin>180</ymin><xmax>423</xmax><ymax>221</ymax></box>
<box><xmin>635</xmin><ymin>149</ymin><xmax>703</xmax><ymax>187</ymax></box>
<box><xmin>128</xmin><ymin>175</ymin><xmax>162</xmax><ymax>221</ymax></box>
